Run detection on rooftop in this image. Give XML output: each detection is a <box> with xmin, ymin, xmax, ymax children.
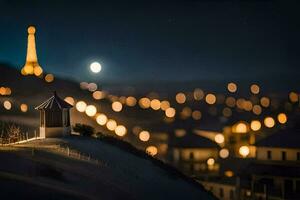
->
<box><xmin>35</xmin><ymin>91</ymin><xmax>73</xmax><ymax>110</ymax></box>
<box><xmin>256</xmin><ymin>128</ymin><xmax>300</xmax><ymax>149</ymax></box>
<box><xmin>170</xmin><ymin>133</ymin><xmax>219</xmax><ymax>148</ymax></box>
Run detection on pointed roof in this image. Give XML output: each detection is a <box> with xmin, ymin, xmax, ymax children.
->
<box><xmin>35</xmin><ymin>91</ymin><xmax>73</xmax><ymax>110</ymax></box>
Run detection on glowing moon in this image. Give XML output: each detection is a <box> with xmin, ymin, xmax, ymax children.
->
<box><xmin>90</xmin><ymin>62</ymin><xmax>102</xmax><ymax>73</ymax></box>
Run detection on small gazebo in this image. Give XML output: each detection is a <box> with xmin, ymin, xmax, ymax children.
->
<box><xmin>35</xmin><ymin>91</ymin><xmax>73</xmax><ymax>138</ymax></box>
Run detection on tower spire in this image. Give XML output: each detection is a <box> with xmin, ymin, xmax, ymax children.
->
<box><xmin>21</xmin><ymin>26</ymin><xmax>43</xmax><ymax>76</ymax></box>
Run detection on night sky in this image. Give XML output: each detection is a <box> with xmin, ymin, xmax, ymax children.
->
<box><xmin>0</xmin><ymin>0</ymin><xmax>297</xmax><ymax>82</ymax></box>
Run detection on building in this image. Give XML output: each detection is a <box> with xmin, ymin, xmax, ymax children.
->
<box><xmin>35</xmin><ymin>91</ymin><xmax>73</xmax><ymax>138</ymax></box>
<box><xmin>198</xmin><ymin>128</ymin><xmax>300</xmax><ymax>200</ymax></box>
<box><xmin>247</xmin><ymin>128</ymin><xmax>300</xmax><ymax>199</ymax></box>
<box><xmin>168</xmin><ymin>132</ymin><xmax>220</xmax><ymax>177</ymax></box>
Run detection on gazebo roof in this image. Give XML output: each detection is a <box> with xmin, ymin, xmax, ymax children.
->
<box><xmin>35</xmin><ymin>91</ymin><xmax>73</xmax><ymax>110</ymax></box>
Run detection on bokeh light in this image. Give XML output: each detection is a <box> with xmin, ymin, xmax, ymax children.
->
<box><xmin>85</xmin><ymin>105</ymin><xmax>97</xmax><ymax>117</ymax></box>
<box><xmin>207</xmin><ymin>158</ymin><xmax>215</xmax><ymax>166</ymax></box>
<box><xmin>96</xmin><ymin>114</ymin><xmax>108</xmax><ymax>125</ymax></box>
<box><xmin>234</xmin><ymin>122</ymin><xmax>248</xmax><ymax>133</ymax></box>
<box><xmin>93</xmin><ymin>91</ymin><xmax>105</xmax><ymax>100</ymax></box>
<box><xmin>165</xmin><ymin>107</ymin><xmax>176</xmax><ymax>118</ymax></box>
<box><xmin>64</xmin><ymin>97</ymin><xmax>75</xmax><ymax>106</ymax></box>
<box><xmin>150</xmin><ymin>99</ymin><xmax>161</xmax><ymax>110</ymax></box>
<box><xmin>160</xmin><ymin>100</ymin><xmax>170</xmax><ymax>111</ymax></box>
<box><xmin>126</xmin><ymin>96</ymin><xmax>137</xmax><ymax>107</ymax></box>
<box><xmin>264</xmin><ymin>117</ymin><xmax>275</xmax><ymax>128</ymax></box>
<box><xmin>222</xmin><ymin>107</ymin><xmax>232</xmax><ymax>117</ymax></box>
<box><xmin>20</xmin><ymin>103</ymin><xmax>28</xmax><ymax>112</ymax></box>
<box><xmin>175</xmin><ymin>93</ymin><xmax>186</xmax><ymax>104</ymax></box>
<box><xmin>146</xmin><ymin>146</ymin><xmax>158</xmax><ymax>156</ymax></box>
<box><xmin>88</xmin><ymin>83</ymin><xmax>97</xmax><ymax>92</ymax></box>
<box><xmin>260</xmin><ymin>97</ymin><xmax>270</xmax><ymax>108</ymax></box>
<box><xmin>225</xmin><ymin>97</ymin><xmax>236</xmax><ymax>108</ymax></box>
<box><xmin>277</xmin><ymin>113</ymin><xmax>287</xmax><ymax>124</ymax></box>
<box><xmin>239</xmin><ymin>146</ymin><xmax>250</xmax><ymax>157</ymax></box>
<box><xmin>106</xmin><ymin>119</ymin><xmax>117</xmax><ymax>131</ymax></box>
<box><xmin>289</xmin><ymin>92</ymin><xmax>299</xmax><ymax>103</ymax></box>
<box><xmin>76</xmin><ymin>101</ymin><xmax>87</xmax><ymax>112</ymax></box>
<box><xmin>252</xmin><ymin>105</ymin><xmax>262</xmax><ymax>115</ymax></box>
<box><xmin>112</xmin><ymin>101</ymin><xmax>123</xmax><ymax>112</ymax></box>
<box><xmin>215</xmin><ymin>134</ymin><xmax>225</xmax><ymax>144</ymax></box>
<box><xmin>139</xmin><ymin>97</ymin><xmax>151</xmax><ymax>109</ymax></box>
<box><xmin>115</xmin><ymin>125</ymin><xmax>127</xmax><ymax>137</ymax></box>
<box><xmin>219</xmin><ymin>148</ymin><xmax>229</xmax><ymax>159</ymax></box>
<box><xmin>193</xmin><ymin>88</ymin><xmax>204</xmax><ymax>100</ymax></box>
<box><xmin>205</xmin><ymin>93</ymin><xmax>216</xmax><ymax>105</ymax></box>
<box><xmin>227</xmin><ymin>82</ymin><xmax>237</xmax><ymax>93</ymax></box>
<box><xmin>3</xmin><ymin>100</ymin><xmax>11</xmax><ymax>110</ymax></box>
<box><xmin>250</xmin><ymin>120</ymin><xmax>261</xmax><ymax>131</ymax></box>
<box><xmin>192</xmin><ymin>110</ymin><xmax>202</xmax><ymax>120</ymax></box>
<box><xmin>45</xmin><ymin>74</ymin><xmax>54</xmax><ymax>83</ymax></box>
<box><xmin>250</xmin><ymin>84</ymin><xmax>260</xmax><ymax>94</ymax></box>
<box><xmin>139</xmin><ymin>131</ymin><xmax>150</xmax><ymax>142</ymax></box>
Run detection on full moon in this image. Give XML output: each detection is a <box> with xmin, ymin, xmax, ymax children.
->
<box><xmin>90</xmin><ymin>62</ymin><xmax>102</xmax><ymax>73</ymax></box>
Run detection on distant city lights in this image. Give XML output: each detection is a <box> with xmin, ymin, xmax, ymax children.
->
<box><xmin>139</xmin><ymin>131</ymin><xmax>150</xmax><ymax>142</ymax></box>
<box><xmin>250</xmin><ymin>120</ymin><xmax>261</xmax><ymax>131</ymax></box>
<box><xmin>20</xmin><ymin>103</ymin><xmax>28</xmax><ymax>112</ymax></box>
<box><xmin>45</xmin><ymin>74</ymin><xmax>54</xmax><ymax>83</ymax></box>
<box><xmin>175</xmin><ymin>92</ymin><xmax>186</xmax><ymax>104</ymax></box>
<box><xmin>227</xmin><ymin>82</ymin><xmax>237</xmax><ymax>93</ymax></box>
<box><xmin>277</xmin><ymin>113</ymin><xmax>287</xmax><ymax>124</ymax></box>
<box><xmin>264</xmin><ymin>117</ymin><xmax>275</xmax><ymax>128</ymax></box>
<box><xmin>205</xmin><ymin>93</ymin><xmax>216</xmax><ymax>105</ymax></box>
<box><xmin>214</xmin><ymin>134</ymin><xmax>225</xmax><ymax>144</ymax></box>
<box><xmin>3</xmin><ymin>100</ymin><xmax>12</xmax><ymax>110</ymax></box>
<box><xmin>76</xmin><ymin>101</ymin><xmax>87</xmax><ymax>112</ymax></box>
<box><xmin>165</xmin><ymin>107</ymin><xmax>176</xmax><ymax>118</ymax></box>
<box><xmin>207</xmin><ymin>158</ymin><xmax>215</xmax><ymax>166</ymax></box>
<box><xmin>112</xmin><ymin>101</ymin><xmax>123</xmax><ymax>112</ymax></box>
<box><xmin>219</xmin><ymin>148</ymin><xmax>229</xmax><ymax>159</ymax></box>
<box><xmin>250</xmin><ymin>84</ymin><xmax>260</xmax><ymax>94</ymax></box>
<box><xmin>146</xmin><ymin>146</ymin><xmax>158</xmax><ymax>156</ymax></box>
<box><xmin>239</xmin><ymin>146</ymin><xmax>250</xmax><ymax>157</ymax></box>
<box><xmin>96</xmin><ymin>114</ymin><xmax>108</xmax><ymax>125</ymax></box>
<box><xmin>115</xmin><ymin>125</ymin><xmax>127</xmax><ymax>137</ymax></box>
<box><xmin>106</xmin><ymin>119</ymin><xmax>117</xmax><ymax>131</ymax></box>
<box><xmin>85</xmin><ymin>105</ymin><xmax>97</xmax><ymax>117</ymax></box>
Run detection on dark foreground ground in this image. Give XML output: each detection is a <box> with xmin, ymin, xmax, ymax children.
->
<box><xmin>0</xmin><ymin>137</ymin><xmax>216</xmax><ymax>200</ymax></box>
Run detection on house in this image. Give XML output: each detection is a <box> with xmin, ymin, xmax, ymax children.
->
<box><xmin>168</xmin><ymin>132</ymin><xmax>220</xmax><ymax>176</ymax></box>
<box><xmin>35</xmin><ymin>91</ymin><xmax>73</xmax><ymax>138</ymax></box>
<box><xmin>246</xmin><ymin>128</ymin><xmax>300</xmax><ymax>199</ymax></box>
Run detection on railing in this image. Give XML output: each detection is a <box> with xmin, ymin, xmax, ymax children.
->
<box><xmin>52</xmin><ymin>145</ymin><xmax>108</xmax><ymax>167</ymax></box>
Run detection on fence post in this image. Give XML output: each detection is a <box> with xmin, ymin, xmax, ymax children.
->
<box><xmin>67</xmin><ymin>147</ymin><xmax>70</xmax><ymax>156</ymax></box>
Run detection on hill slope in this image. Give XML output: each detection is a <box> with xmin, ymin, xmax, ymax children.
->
<box><xmin>0</xmin><ymin>136</ymin><xmax>215</xmax><ymax>200</ymax></box>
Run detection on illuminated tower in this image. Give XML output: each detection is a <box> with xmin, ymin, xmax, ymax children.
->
<box><xmin>21</xmin><ymin>26</ymin><xmax>43</xmax><ymax>76</ymax></box>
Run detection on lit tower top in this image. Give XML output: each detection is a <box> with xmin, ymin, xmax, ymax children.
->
<box><xmin>21</xmin><ymin>26</ymin><xmax>43</xmax><ymax>76</ymax></box>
